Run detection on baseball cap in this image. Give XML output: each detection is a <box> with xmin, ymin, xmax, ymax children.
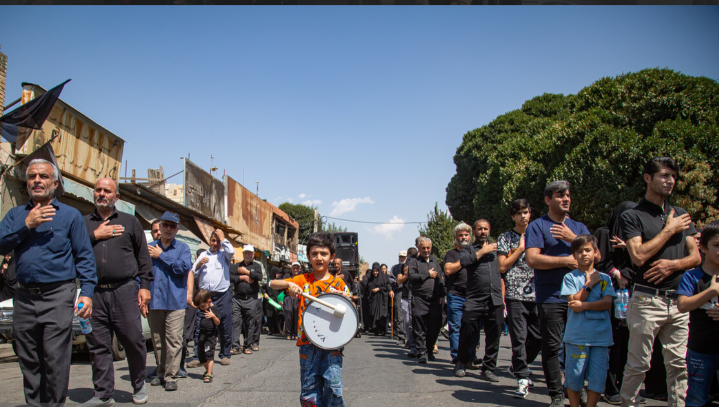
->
<box><xmin>242</xmin><ymin>245</ymin><xmax>255</xmax><ymax>252</ymax></box>
<box><xmin>291</xmin><ymin>261</ymin><xmax>301</xmax><ymax>267</ymax></box>
<box><xmin>160</xmin><ymin>211</ymin><xmax>180</xmax><ymax>224</ymax></box>
<box><xmin>399</xmin><ymin>250</ymin><xmax>407</xmax><ymax>257</ymax></box>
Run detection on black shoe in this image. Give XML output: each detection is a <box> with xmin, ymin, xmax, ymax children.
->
<box><xmin>454</xmin><ymin>362</ymin><xmax>466</xmax><ymax>377</ymax></box>
<box><xmin>150</xmin><ymin>377</ymin><xmax>163</xmax><ymax>386</ymax></box>
<box><xmin>549</xmin><ymin>396</ymin><xmax>564</xmax><ymax>407</ymax></box>
<box><xmin>602</xmin><ymin>394</ymin><xmax>621</xmax><ymax>405</ymax></box>
<box><xmin>427</xmin><ymin>353</ymin><xmax>436</xmax><ymax>362</ymax></box>
<box><xmin>164</xmin><ymin>381</ymin><xmax>177</xmax><ymax>391</ymax></box>
<box><xmin>407</xmin><ymin>351</ymin><xmax>418</xmax><ymax>358</ymax></box>
<box><xmin>638</xmin><ymin>396</ymin><xmax>648</xmax><ymax>404</ymax></box>
<box><xmin>480</xmin><ymin>370</ymin><xmax>499</xmax><ymax>382</ymax></box>
<box><xmin>417</xmin><ymin>354</ymin><xmax>427</xmax><ymax>364</ymax></box>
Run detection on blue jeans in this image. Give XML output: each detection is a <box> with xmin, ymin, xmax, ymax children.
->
<box><xmin>299</xmin><ymin>344</ymin><xmax>344</xmax><ymax>407</ymax></box>
<box><xmin>446</xmin><ymin>293</ymin><xmax>478</xmax><ymax>362</ymax></box>
<box><xmin>686</xmin><ymin>349</ymin><xmax>719</xmax><ymax>407</ymax></box>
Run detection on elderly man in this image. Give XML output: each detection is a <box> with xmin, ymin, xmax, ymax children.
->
<box><xmin>0</xmin><ymin>159</ymin><xmax>96</xmax><ymax>407</ymax></box>
<box><xmin>187</xmin><ymin>228</ymin><xmax>235</xmax><ymax>366</ymax></box>
<box><xmin>147</xmin><ymin>212</ymin><xmax>191</xmax><ymax>391</ymax></box>
<box><xmin>619</xmin><ymin>157</ymin><xmax>701</xmax><ymax>407</ymax></box>
<box><xmin>231</xmin><ymin>245</ymin><xmax>263</xmax><ymax>354</ymax></box>
<box><xmin>408</xmin><ymin>237</ymin><xmax>445</xmax><ymax>364</ymax></box>
<box><xmin>79</xmin><ymin>178</ymin><xmax>153</xmax><ymax>406</ymax></box>
<box><xmin>454</xmin><ymin>220</ymin><xmax>504</xmax><ymax>382</ymax></box>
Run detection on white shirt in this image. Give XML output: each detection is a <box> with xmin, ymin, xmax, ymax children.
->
<box><xmin>192</xmin><ymin>239</ymin><xmax>235</xmax><ymax>293</ymax></box>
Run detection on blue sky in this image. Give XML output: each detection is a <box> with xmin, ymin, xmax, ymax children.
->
<box><xmin>1</xmin><ymin>6</ymin><xmax>717</xmax><ymax>266</ymax></box>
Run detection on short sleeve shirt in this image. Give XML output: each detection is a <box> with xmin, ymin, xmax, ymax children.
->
<box><xmin>560</xmin><ymin>270</ymin><xmax>616</xmax><ymax>347</ymax></box>
<box><xmin>526</xmin><ymin>215</ymin><xmax>590</xmax><ymax>304</ymax></box>
<box><xmin>285</xmin><ymin>273</ymin><xmax>350</xmax><ymax>347</ymax></box>
<box><xmin>497</xmin><ymin>229</ymin><xmax>535</xmax><ymax>302</ymax></box>
<box><xmin>199</xmin><ymin>304</ymin><xmax>220</xmax><ymax>331</ymax></box>
<box><xmin>443</xmin><ymin>248</ymin><xmax>467</xmax><ymax>297</ymax></box>
<box><xmin>677</xmin><ymin>268</ymin><xmax>719</xmax><ymax>354</ymax></box>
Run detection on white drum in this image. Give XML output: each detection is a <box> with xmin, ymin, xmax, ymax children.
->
<box><xmin>302</xmin><ymin>292</ymin><xmax>359</xmax><ymax>350</ymax></box>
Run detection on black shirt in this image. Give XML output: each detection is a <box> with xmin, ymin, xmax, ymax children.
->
<box><xmin>83</xmin><ymin>208</ymin><xmax>152</xmax><ymax>290</ymax></box>
<box><xmin>230</xmin><ymin>260</ymin><xmax>263</xmax><ymax>296</ymax></box>
<box><xmin>199</xmin><ymin>304</ymin><xmax>220</xmax><ymax>331</ymax></box>
<box><xmin>400</xmin><ymin>254</ymin><xmax>418</xmax><ymax>298</ymax></box>
<box><xmin>619</xmin><ymin>198</ymin><xmax>697</xmax><ymax>290</ymax></box>
<box><xmin>460</xmin><ymin>241</ymin><xmax>503</xmax><ymax>306</ymax></box>
<box><xmin>443</xmin><ymin>248</ymin><xmax>467</xmax><ymax>298</ymax></box>
<box><xmin>407</xmin><ymin>254</ymin><xmax>445</xmax><ymax>299</ymax></box>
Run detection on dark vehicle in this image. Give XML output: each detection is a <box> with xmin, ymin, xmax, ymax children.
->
<box><xmin>333</xmin><ymin>232</ymin><xmax>359</xmax><ymax>277</ymax></box>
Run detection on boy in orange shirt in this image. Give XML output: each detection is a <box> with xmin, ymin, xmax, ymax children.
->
<box><xmin>269</xmin><ymin>232</ymin><xmax>350</xmax><ymax>407</ymax></box>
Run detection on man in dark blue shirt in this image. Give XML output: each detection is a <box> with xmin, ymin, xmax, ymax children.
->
<box><xmin>525</xmin><ymin>180</ymin><xmax>589</xmax><ymax>407</ymax></box>
<box><xmin>0</xmin><ymin>159</ymin><xmax>97</xmax><ymax>407</ymax></box>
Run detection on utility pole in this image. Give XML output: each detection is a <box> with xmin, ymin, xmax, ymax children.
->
<box><xmin>313</xmin><ymin>208</ymin><xmax>318</xmax><ymax>233</ymax></box>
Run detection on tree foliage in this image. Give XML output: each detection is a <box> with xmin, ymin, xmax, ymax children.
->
<box><xmin>322</xmin><ymin>221</ymin><xmax>347</xmax><ymax>234</ymax></box>
<box><xmin>446</xmin><ymin>68</ymin><xmax>719</xmax><ymax>235</ymax></box>
<box><xmin>418</xmin><ymin>203</ymin><xmax>460</xmax><ymax>261</ymax></box>
<box><xmin>278</xmin><ymin>202</ymin><xmax>323</xmax><ymax>245</ymax></box>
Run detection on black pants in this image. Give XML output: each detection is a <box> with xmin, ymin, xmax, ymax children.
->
<box><xmin>181</xmin><ymin>306</ymin><xmax>196</xmax><ymax>365</ymax></box>
<box><xmin>506</xmin><ymin>299</ymin><xmax>541</xmax><ymax>379</ymax></box>
<box><xmin>87</xmin><ymin>281</ymin><xmax>147</xmax><ymax>398</ymax></box>
<box><xmin>253</xmin><ymin>297</ymin><xmax>263</xmax><ymax>345</ymax></box>
<box><xmin>458</xmin><ymin>300</ymin><xmax>504</xmax><ymax>371</ymax></box>
<box><xmin>392</xmin><ymin>292</ymin><xmax>404</xmax><ymax>340</ymax></box>
<box><xmin>232</xmin><ymin>296</ymin><xmax>259</xmax><ymax>349</ymax></box>
<box><xmin>197</xmin><ymin>328</ymin><xmax>217</xmax><ymax>363</ymax></box>
<box><xmin>538</xmin><ymin>302</ymin><xmax>568</xmax><ymax>398</ymax></box>
<box><xmin>13</xmin><ymin>281</ymin><xmax>75</xmax><ymax>407</ymax></box>
<box><xmin>411</xmin><ymin>295</ymin><xmax>442</xmax><ymax>357</ymax></box>
<box><xmin>605</xmin><ymin>315</ymin><xmax>630</xmax><ymax>397</ymax></box>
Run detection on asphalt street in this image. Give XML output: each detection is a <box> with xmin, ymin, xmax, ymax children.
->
<box><xmin>0</xmin><ymin>333</ymin><xmax>683</xmax><ymax>407</ymax></box>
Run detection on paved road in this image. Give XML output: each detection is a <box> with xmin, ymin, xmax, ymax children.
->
<box><xmin>0</xmin><ymin>334</ymin><xmax>682</xmax><ymax>406</ymax></box>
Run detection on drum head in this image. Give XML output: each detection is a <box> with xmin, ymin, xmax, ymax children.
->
<box><xmin>302</xmin><ymin>293</ymin><xmax>358</xmax><ymax>350</ymax></box>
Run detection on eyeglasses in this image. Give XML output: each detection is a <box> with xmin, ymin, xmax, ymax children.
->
<box><xmin>160</xmin><ymin>223</ymin><xmax>178</xmax><ymax>229</ymax></box>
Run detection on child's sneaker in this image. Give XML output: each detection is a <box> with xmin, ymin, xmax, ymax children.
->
<box><xmin>514</xmin><ymin>378</ymin><xmax>530</xmax><ymax>399</ymax></box>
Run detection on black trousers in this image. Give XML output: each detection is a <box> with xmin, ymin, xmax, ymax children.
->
<box><xmin>392</xmin><ymin>292</ymin><xmax>404</xmax><ymax>340</ymax></box>
<box><xmin>232</xmin><ymin>296</ymin><xmax>259</xmax><ymax>349</ymax></box>
<box><xmin>457</xmin><ymin>300</ymin><xmax>504</xmax><ymax>371</ymax></box>
<box><xmin>13</xmin><ymin>281</ymin><xmax>75</xmax><ymax>407</ymax></box>
<box><xmin>506</xmin><ymin>299</ymin><xmax>541</xmax><ymax>379</ymax></box>
<box><xmin>538</xmin><ymin>302</ymin><xmax>568</xmax><ymax>398</ymax></box>
<box><xmin>87</xmin><ymin>281</ymin><xmax>147</xmax><ymax>398</ymax></box>
<box><xmin>252</xmin><ymin>297</ymin><xmax>263</xmax><ymax>345</ymax></box>
<box><xmin>605</xmin><ymin>314</ymin><xmax>630</xmax><ymax>397</ymax></box>
<box><xmin>283</xmin><ymin>296</ymin><xmax>299</xmax><ymax>336</ymax></box>
<box><xmin>411</xmin><ymin>295</ymin><xmax>442</xmax><ymax>356</ymax></box>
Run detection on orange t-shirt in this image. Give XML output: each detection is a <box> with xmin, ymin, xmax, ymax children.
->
<box><xmin>285</xmin><ymin>272</ymin><xmax>350</xmax><ymax>346</ymax></box>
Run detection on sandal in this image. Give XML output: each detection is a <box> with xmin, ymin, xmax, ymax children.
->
<box><xmin>251</xmin><ymin>344</ymin><xmax>259</xmax><ymax>352</ymax></box>
<box><xmin>243</xmin><ymin>348</ymin><xmax>253</xmax><ymax>354</ymax></box>
<box><xmin>287</xmin><ymin>336</ymin><xmax>292</xmax><ymax>340</ymax></box>
<box><xmin>203</xmin><ymin>373</ymin><xmax>213</xmax><ymax>383</ymax></box>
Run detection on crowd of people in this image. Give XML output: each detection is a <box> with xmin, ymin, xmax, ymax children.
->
<box><xmin>0</xmin><ymin>156</ymin><xmax>717</xmax><ymax>407</ymax></box>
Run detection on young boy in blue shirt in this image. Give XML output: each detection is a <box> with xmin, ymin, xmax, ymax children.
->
<box><xmin>560</xmin><ymin>234</ymin><xmax>616</xmax><ymax>407</ymax></box>
<box><xmin>677</xmin><ymin>221</ymin><xmax>719</xmax><ymax>407</ymax></box>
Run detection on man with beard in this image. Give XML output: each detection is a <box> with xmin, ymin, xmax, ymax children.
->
<box><xmin>525</xmin><ymin>180</ymin><xmax>590</xmax><ymax>407</ymax></box>
<box><xmin>230</xmin><ymin>245</ymin><xmax>263</xmax><ymax>354</ymax></box>
<box><xmin>80</xmin><ymin>178</ymin><xmax>153</xmax><ymax>406</ymax></box>
<box><xmin>187</xmin><ymin>229</ymin><xmax>235</xmax><ymax>366</ymax></box>
<box><xmin>619</xmin><ymin>157</ymin><xmax>701</xmax><ymax>407</ymax></box>
<box><xmin>390</xmin><ymin>250</ymin><xmax>407</xmax><ymax>345</ymax></box>
<box><xmin>150</xmin><ymin>220</ymin><xmax>161</xmax><ymax>242</ymax></box>
<box><xmin>408</xmin><ymin>237</ymin><xmax>445</xmax><ymax>363</ymax></box>
<box><xmin>0</xmin><ymin>159</ymin><xmax>97</xmax><ymax>406</ymax></box>
<box><xmin>454</xmin><ymin>220</ymin><xmax>504</xmax><ymax>383</ymax></box>
<box><xmin>444</xmin><ymin>222</ymin><xmax>479</xmax><ymax>365</ymax></box>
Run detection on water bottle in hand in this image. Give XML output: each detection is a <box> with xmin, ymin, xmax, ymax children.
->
<box><xmin>77</xmin><ymin>302</ymin><xmax>92</xmax><ymax>334</ymax></box>
<box><xmin>614</xmin><ymin>289</ymin><xmax>629</xmax><ymax>320</ymax></box>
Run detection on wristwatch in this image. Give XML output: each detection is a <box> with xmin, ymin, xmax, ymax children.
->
<box><xmin>582</xmin><ymin>285</ymin><xmax>592</xmax><ymax>293</ymax></box>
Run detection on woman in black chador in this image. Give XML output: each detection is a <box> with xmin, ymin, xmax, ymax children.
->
<box><xmin>282</xmin><ymin>268</ymin><xmax>299</xmax><ymax>340</ymax></box>
<box><xmin>360</xmin><ymin>268</ymin><xmax>372</xmax><ymax>333</ymax></box>
<box><xmin>368</xmin><ymin>262</ymin><xmax>391</xmax><ymax>336</ymax></box>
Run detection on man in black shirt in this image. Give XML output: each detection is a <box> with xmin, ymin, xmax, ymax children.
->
<box><xmin>444</xmin><ymin>222</ymin><xmax>479</xmax><ymax>366</ymax></box>
<box><xmin>619</xmin><ymin>157</ymin><xmax>702</xmax><ymax>407</ymax></box>
<box><xmin>81</xmin><ymin>178</ymin><xmax>152</xmax><ymax>406</ymax></box>
<box><xmin>390</xmin><ymin>250</ymin><xmax>407</xmax><ymax>345</ymax></box>
<box><xmin>231</xmin><ymin>245</ymin><xmax>264</xmax><ymax>354</ymax></box>
<box><xmin>408</xmin><ymin>237</ymin><xmax>445</xmax><ymax>364</ymax></box>
<box><xmin>454</xmin><ymin>219</ymin><xmax>504</xmax><ymax>383</ymax></box>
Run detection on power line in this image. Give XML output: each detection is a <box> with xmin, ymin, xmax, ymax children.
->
<box><xmin>322</xmin><ymin>216</ymin><xmax>426</xmax><ymax>225</ymax></box>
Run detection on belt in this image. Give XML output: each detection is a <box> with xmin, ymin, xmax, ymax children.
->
<box><xmin>96</xmin><ymin>279</ymin><xmax>131</xmax><ymax>290</ymax></box>
<box><xmin>18</xmin><ymin>280</ymin><xmax>74</xmax><ymax>295</ymax></box>
<box><xmin>634</xmin><ymin>284</ymin><xmax>678</xmax><ymax>300</ymax></box>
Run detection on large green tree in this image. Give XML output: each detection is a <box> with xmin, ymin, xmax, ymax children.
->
<box><xmin>278</xmin><ymin>202</ymin><xmax>324</xmax><ymax>244</ymax></box>
<box><xmin>446</xmin><ymin>68</ymin><xmax>719</xmax><ymax>235</ymax></box>
<box><xmin>418</xmin><ymin>203</ymin><xmax>460</xmax><ymax>261</ymax></box>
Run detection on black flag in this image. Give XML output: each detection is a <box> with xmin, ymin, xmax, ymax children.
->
<box><xmin>0</xmin><ymin>79</ymin><xmax>71</xmax><ymax>142</ymax></box>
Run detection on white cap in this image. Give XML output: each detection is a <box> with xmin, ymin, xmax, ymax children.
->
<box><xmin>242</xmin><ymin>245</ymin><xmax>255</xmax><ymax>252</ymax></box>
<box><xmin>291</xmin><ymin>261</ymin><xmax>301</xmax><ymax>267</ymax></box>
<box><xmin>399</xmin><ymin>250</ymin><xmax>407</xmax><ymax>257</ymax></box>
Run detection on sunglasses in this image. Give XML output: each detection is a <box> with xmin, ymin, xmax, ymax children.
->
<box><xmin>160</xmin><ymin>223</ymin><xmax>178</xmax><ymax>229</ymax></box>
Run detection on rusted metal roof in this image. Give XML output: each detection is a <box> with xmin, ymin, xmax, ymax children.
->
<box><xmin>266</xmin><ymin>202</ymin><xmax>299</xmax><ymax>229</ymax></box>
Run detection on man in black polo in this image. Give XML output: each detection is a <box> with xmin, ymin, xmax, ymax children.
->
<box><xmin>231</xmin><ymin>245</ymin><xmax>264</xmax><ymax>354</ymax></box>
<box><xmin>454</xmin><ymin>219</ymin><xmax>504</xmax><ymax>382</ymax></box>
<box><xmin>619</xmin><ymin>157</ymin><xmax>701</xmax><ymax>407</ymax></box>
<box><xmin>407</xmin><ymin>237</ymin><xmax>445</xmax><ymax>364</ymax></box>
<box><xmin>80</xmin><ymin>177</ymin><xmax>152</xmax><ymax>406</ymax></box>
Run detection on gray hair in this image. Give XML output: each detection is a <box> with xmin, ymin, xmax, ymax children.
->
<box><xmin>544</xmin><ymin>180</ymin><xmax>570</xmax><ymax>198</ymax></box>
<box><xmin>454</xmin><ymin>222</ymin><xmax>472</xmax><ymax>237</ymax></box>
<box><xmin>417</xmin><ymin>237</ymin><xmax>432</xmax><ymax>246</ymax></box>
<box><xmin>26</xmin><ymin>159</ymin><xmax>59</xmax><ymax>182</ymax></box>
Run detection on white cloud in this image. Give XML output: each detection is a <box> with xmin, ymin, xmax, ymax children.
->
<box><xmin>302</xmin><ymin>199</ymin><xmax>322</xmax><ymax>206</ymax></box>
<box><xmin>371</xmin><ymin>216</ymin><xmax>405</xmax><ymax>239</ymax></box>
<box><xmin>329</xmin><ymin>197</ymin><xmax>374</xmax><ymax>217</ymax></box>
<box><xmin>298</xmin><ymin>193</ymin><xmax>307</xmax><ymax>199</ymax></box>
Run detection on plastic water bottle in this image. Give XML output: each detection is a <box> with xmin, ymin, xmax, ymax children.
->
<box><xmin>77</xmin><ymin>303</ymin><xmax>92</xmax><ymax>334</ymax></box>
<box><xmin>614</xmin><ymin>289</ymin><xmax>629</xmax><ymax>320</ymax></box>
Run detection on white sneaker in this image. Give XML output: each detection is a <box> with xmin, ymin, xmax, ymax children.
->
<box><xmin>514</xmin><ymin>378</ymin><xmax>530</xmax><ymax>399</ymax></box>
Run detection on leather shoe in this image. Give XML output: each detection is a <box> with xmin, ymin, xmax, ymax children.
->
<box><xmin>150</xmin><ymin>377</ymin><xmax>163</xmax><ymax>387</ymax></box>
<box><xmin>164</xmin><ymin>381</ymin><xmax>177</xmax><ymax>391</ymax></box>
<box><xmin>417</xmin><ymin>354</ymin><xmax>427</xmax><ymax>364</ymax></box>
<box><xmin>407</xmin><ymin>351</ymin><xmax>418</xmax><ymax>358</ymax></box>
<box><xmin>480</xmin><ymin>370</ymin><xmax>499</xmax><ymax>382</ymax></box>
